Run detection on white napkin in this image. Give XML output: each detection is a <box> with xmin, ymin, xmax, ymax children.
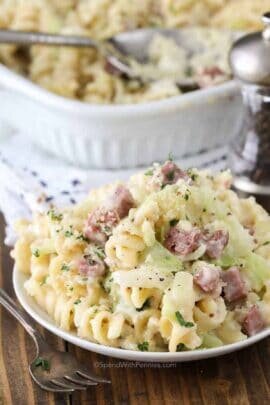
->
<box><xmin>0</xmin><ymin>131</ymin><xmax>228</xmax><ymax>245</ymax></box>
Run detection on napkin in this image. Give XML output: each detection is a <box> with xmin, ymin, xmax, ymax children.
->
<box><xmin>0</xmin><ymin>131</ymin><xmax>228</xmax><ymax>246</ymax></box>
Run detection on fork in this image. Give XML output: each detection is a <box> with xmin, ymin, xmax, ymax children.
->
<box><xmin>0</xmin><ymin>288</ymin><xmax>110</xmax><ymax>393</ymax></box>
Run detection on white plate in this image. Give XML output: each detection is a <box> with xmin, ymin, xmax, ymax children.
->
<box><xmin>13</xmin><ymin>267</ymin><xmax>270</xmax><ymax>362</ymax></box>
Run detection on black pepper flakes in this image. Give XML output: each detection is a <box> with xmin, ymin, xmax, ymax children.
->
<box><xmin>72</xmin><ymin>179</ymin><xmax>81</xmax><ymax>186</ymax></box>
<box><xmin>40</xmin><ymin>180</ymin><xmax>47</xmax><ymax>188</ymax></box>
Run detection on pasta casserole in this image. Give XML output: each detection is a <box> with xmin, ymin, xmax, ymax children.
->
<box><xmin>13</xmin><ymin>161</ymin><xmax>270</xmax><ymax>352</ymax></box>
<box><xmin>0</xmin><ymin>0</ymin><xmax>269</xmax><ymax>104</ymax></box>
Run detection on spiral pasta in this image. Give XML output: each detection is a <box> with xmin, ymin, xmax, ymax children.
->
<box><xmin>13</xmin><ymin>161</ymin><xmax>270</xmax><ymax>351</ymax></box>
<box><xmin>0</xmin><ymin>0</ymin><xmax>268</xmax><ymax>104</ymax></box>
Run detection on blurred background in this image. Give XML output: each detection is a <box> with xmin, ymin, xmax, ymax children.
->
<box><xmin>0</xmin><ymin>0</ymin><xmax>269</xmax><ymax>236</ymax></box>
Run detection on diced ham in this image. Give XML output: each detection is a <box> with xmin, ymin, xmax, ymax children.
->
<box><xmin>165</xmin><ymin>226</ymin><xmax>229</xmax><ymax>259</ymax></box>
<box><xmin>242</xmin><ymin>305</ymin><xmax>265</xmax><ymax>336</ymax></box>
<box><xmin>197</xmin><ymin>66</ymin><xmax>225</xmax><ymax>88</ymax></box>
<box><xmin>160</xmin><ymin>161</ymin><xmax>189</xmax><ymax>186</ymax></box>
<box><xmin>84</xmin><ymin>186</ymin><xmax>133</xmax><ymax>244</ymax></box>
<box><xmin>165</xmin><ymin>227</ymin><xmax>202</xmax><ymax>256</ymax></box>
<box><xmin>222</xmin><ymin>267</ymin><xmax>247</xmax><ymax>302</ymax></box>
<box><xmin>201</xmin><ymin>66</ymin><xmax>224</xmax><ymax>79</ymax></box>
<box><xmin>84</xmin><ymin>208</ymin><xmax>119</xmax><ymax>244</ymax></box>
<box><xmin>105</xmin><ymin>185</ymin><xmax>134</xmax><ymax>219</ymax></box>
<box><xmin>203</xmin><ymin>230</ymin><xmax>229</xmax><ymax>259</ymax></box>
<box><xmin>78</xmin><ymin>257</ymin><xmax>106</xmax><ymax>278</ymax></box>
<box><xmin>194</xmin><ymin>264</ymin><xmax>220</xmax><ymax>293</ymax></box>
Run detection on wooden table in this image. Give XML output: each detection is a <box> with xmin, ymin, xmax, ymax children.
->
<box><xmin>0</xmin><ymin>214</ymin><xmax>270</xmax><ymax>405</ymax></box>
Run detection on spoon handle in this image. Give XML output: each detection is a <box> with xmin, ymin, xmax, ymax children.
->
<box><xmin>0</xmin><ymin>287</ymin><xmax>46</xmax><ymax>350</ymax></box>
<box><xmin>0</xmin><ymin>29</ymin><xmax>99</xmax><ymax>49</ymax></box>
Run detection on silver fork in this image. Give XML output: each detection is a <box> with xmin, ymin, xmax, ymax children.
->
<box><xmin>0</xmin><ymin>288</ymin><xmax>110</xmax><ymax>393</ymax></box>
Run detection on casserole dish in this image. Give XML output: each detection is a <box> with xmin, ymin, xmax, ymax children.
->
<box><xmin>0</xmin><ymin>63</ymin><xmax>243</xmax><ymax>169</ymax></box>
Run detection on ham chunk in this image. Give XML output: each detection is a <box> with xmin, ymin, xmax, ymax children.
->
<box><xmin>197</xmin><ymin>66</ymin><xmax>225</xmax><ymax>88</ymax></box>
<box><xmin>194</xmin><ymin>264</ymin><xmax>220</xmax><ymax>293</ymax></box>
<box><xmin>200</xmin><ymin>66</ymin><xmax>224</xmax><ymax>79</ymax></box>
<box><xmin>160</xmin><ymin>161</ymin><xmax>189</xmax><ymax>186</ymax></box>
<box><xmin>84</xmin><ymin>186</ymin><xmax>133</xmax><ymax>244</ymax></box>
<box><xmin>165</xmin><ymin>226</ymin><xmax>228</xmax><ymax>259</ymax></box>
<box><xmin>106</xmin><ymin>185</ymin><xmax>134</xmax><ymax>219</ymax></box>
<box><xmin>222</xmin><ymin>267</ymin><xmax>247</xmax><ymax>302</ymax></box>
<box><xmin>242</xmin><ymin>305</ymin><xmax>265</xmax><ymax>336</ymax></box>
<box><xmin>78</xmin><ymin>257</ymin><xmax>105</xmax><ymax>278</ymax></box>
<box><xmin>165</xmin><ymin>227</ymin><xmax>202</xmax><ymax>256</ymax></box>
<box><xmin>84</xmin><ymin>208</ymin><xmax>119</xmax><ymax>244</ymax></box>
<box><xmin>204</xmin><ymin>230</ymin><xmax>229</xmax><ymax>259</ymax></box>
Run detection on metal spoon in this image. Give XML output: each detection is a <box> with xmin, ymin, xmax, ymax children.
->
<box><xmin>0</xmin><ymin>28</ymin><xmax>199</xmax><ymax>91</ymax></box>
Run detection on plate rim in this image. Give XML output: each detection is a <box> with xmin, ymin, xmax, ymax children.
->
<box><xmin>13</xmin><ymin>266</ymin><xmax>270</xmax><ymax>362</ymax></box>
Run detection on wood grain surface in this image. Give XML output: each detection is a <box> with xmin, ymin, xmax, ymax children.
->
<box><xmin>0</xmin><ymin>213</ymin><xmax>270</xmax><ymax>405</ymax></box>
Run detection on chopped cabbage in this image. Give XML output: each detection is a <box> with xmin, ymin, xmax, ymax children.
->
<box><xmin>201</xmin><ymin>333</ymin><xmax>223</xmax><ymax>348</ymax></box>
<box><xmin>241</xmin><ymin>252</ymin><xmax>270</xmax><ymax>292</ymax></box>
<box><xmin>144</xmin><ymin>241</ymin><xmax>183</xmax><ymax>274</ymax></box>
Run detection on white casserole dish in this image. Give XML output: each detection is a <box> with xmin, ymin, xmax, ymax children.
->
<box><xmin>0</xmin><ymin>63</ymin><xmax>243</xmax><ymax>169</ymax></box>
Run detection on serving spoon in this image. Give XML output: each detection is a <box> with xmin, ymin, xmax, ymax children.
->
<box><xmin>0</xmin><ymin>28</ymin><xmax>199</xmax><ymax>91</ymax></box>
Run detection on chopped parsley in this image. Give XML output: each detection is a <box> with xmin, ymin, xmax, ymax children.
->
<box><xmin>262</xmin><ymin>241</ymin><xmax>270</xmax><ymax>246</ymax></box>
<box><xmin>74</xmin><ymin>299</ymin><xmax>81</xmax><ymax>305</ymax></box>
<box><xmin>144</xmin><ymin>169</ymin><xmax>154</xmax><ymax>176</ymax></box>
<box><xmin>168</xmin><ymin>152</ymin><xmax>174</xmax><ymax>161</ymax></box>
<box><xmin>176</xmin><ymin>343</ymin><xmax>187</xmax><ymax>352</ymax></box>
<box><xmin>76</xmin><ymin>233</ymin><xmax>89</xmax><ymax>242</ymax></box>
<box><xmin>170</xmin><ymin>219</ymin><xmax>178</xmax><ymax>227</ymax></box>
<box><xmin>93</xmin><ymin>246</ymin><xmax>106</xmax><ymax>260</ymax></box>
<box><xmin>32</xmin><ymin>248</ymin><xmax>40</xmax><ymax>258</ymax></box>
<box><xmin>187</xmin><ymin>169</ymin><xmax>198</xmax><ymax>181</ymax></box>
<box><xmin>184</xmin><ymin>193</ymin><xmax>189</xmax><ymax>201</ymax></box>
<box><xmin>65</xmin><ymin>229</ymin><xmax>73</xmax><ymax>237</ymax></box>
<box><xmin>47</xmin><ymin>209</ymin><xmax>63</xmax><ymax>222</ymax></box>
<box><xmin>103</xmin><ymin>225</ymin><xmax>111</xmax><ymax>235</ymax></box>
<box><xmin>137</xmin><ymin>341</ymin><xmax>149</xmax><ymax>351</ymax></box>
<box><xmin>61</xmin><ymin>263</ymin><xmax>70</xmax><ymax>272</ymax></box>
<box><xmin>33</xmin><ymin>357</ymin><xmax>50</xmax><ymax>371</ymax></box>
<box><xmin>202</xmin><ymin>208</ymin><xmax>207</xmax><ymax>213</ymax></box>
<box><xmin>175</xmin><ymin>311</ymin><xmax>194</xmax><ymax>328</ymax></box>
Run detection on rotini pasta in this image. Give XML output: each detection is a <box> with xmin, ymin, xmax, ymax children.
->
<box><xmin>0</xmin><ymin>0</ymin><xmax>268</xmax><ymax>104</ymax></box>
<box><xmin>13</xmin><ymin>160</ymin><xmax>270</xmax><ymax>351</ymax></box>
